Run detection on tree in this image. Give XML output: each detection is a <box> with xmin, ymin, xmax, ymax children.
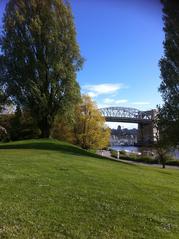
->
<box><xmin>51</xmin><ymin>113</ymin><xmax>75</xmax><ymax>143</ymax></box>
<box><xmin>0</xmin><ymin>0</ymin><xmax>83</xmax><ymax>138</ymax></box>
<box><xmin>74</xmin><ymin>95</ymin><xmax>110</xmax><ymax>150</ymax></box>
<box><xmin>159</xmin><ymin>0</ymin><xmax>179</xmax><ymax>146</ymax></box>
<box><xmin>154</xmin><ymin>112</ymin><xmax>171</xmax><ymax>168</ymax></box>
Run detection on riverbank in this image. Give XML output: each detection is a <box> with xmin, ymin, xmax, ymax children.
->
<box><xmin>110</xmin><ymin>145</ymin><xmax>179</xmax><ymax>159</ymax></box>
<box><xmin>97</xmin><ymin>150</ymin><xmax>179</xmax><ymax>169</ymax></box>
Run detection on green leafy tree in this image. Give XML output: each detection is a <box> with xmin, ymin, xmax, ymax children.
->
<box><xmin>159</xmin><ymin>0</ymin><xmax>179</xmax><ymax>145</ymax></box>
<box><xmin>154</xmin><ymin>113</ymin><xmax>171</xmax><ymax>168</ymax></box>
<box><xmin>0</xmin><ymin>0</ymin><xmax>83</xmax><ymax>138</ymax></box>
<box><xmin>51</xmin><ymin>112</ymin><xmax>76</xmax><ymax>143</ymax></box>
<box><xmin>74</xmin><ymin>95</ymin><xmax>110</xmax><ymax>150</ymax></box>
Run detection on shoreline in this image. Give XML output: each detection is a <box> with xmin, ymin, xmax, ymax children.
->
<box><xmin>97</xmin><ymin>150</ymin><xmax>179</xmax><ymax>169</ymax></box>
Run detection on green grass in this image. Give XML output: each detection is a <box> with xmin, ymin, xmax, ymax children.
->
<box><xmin>0</xmin><ymin>139</ymin><xmax>179</xmax><ymax>239</ymax></box>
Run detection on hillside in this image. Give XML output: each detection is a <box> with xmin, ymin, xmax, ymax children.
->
<box><xmin>0</xmin><ymin>139</ymin><xmax>179</xmax><ymax>238</ymax></box>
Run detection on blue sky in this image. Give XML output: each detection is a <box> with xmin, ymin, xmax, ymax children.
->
<box><xmin>0</xmin><ymin>0</ymin><xmax>164</xmax><ymax>128</ymax></box>
<box><xmin>70</xmin><ymin>0</ymin><xmax>164</xmax><ymax>128</ymax></box>
<box><xmin>70</xmin><ymin>0</ymin><xmax>164</xmax><ymax>108</ymax></box>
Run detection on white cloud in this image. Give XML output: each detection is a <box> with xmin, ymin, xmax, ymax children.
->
<box><xmin>87</xmin><ymin>92</ymin><xmax>97</xmax><ymax>97</ymax></box>
<box><xmin>104</xmin><ymin>98</ymin><xmax>128</xmax><ymax>105</ymax></box>
<box><xmin>82</xmin><ymin>83</ymin><xmax>124</xmax><ymax>97</ymax></box>
<box><xmin>132</xmin><ymin>102</ymin><xmax>150</xmax><ymax>105</ymax></box>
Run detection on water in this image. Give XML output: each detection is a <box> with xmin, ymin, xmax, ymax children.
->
<box><xmin>110</xmin><ymin>146</ymin><xmax>179</xmax><ymax>159</ymax></box>
<box><xmin>171</xmin><ymin>149</ymin><xmax>179</xmax><ymax>159</ymax></box>
<box><xmin>110</xmin><ymin>146</ymin><xmax>142</xmax><ymax>153</ymax></box>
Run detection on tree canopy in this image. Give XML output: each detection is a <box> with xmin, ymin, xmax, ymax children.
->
<box><xmin>0</xmin><ymin>0</ymin><xmax>83</xmax><ymax>137</ymax></box>
<box><xmin>159</xmin><ymin>0</ymin><xmax>179</xmax><ymax>145</ymax></box>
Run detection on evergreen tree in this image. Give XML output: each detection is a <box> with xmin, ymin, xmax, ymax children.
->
<box><xmin>0</xmin><ymin>0</ymin><xmax>83</xmax><ymax>137</ymax></box>
<box><xmin>159</xmin><ymin>0</ymin><xmax>179</xmax><ymax>145</ymax></box>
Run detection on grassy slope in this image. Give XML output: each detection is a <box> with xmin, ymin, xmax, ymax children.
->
<box><xmin>0</xmin><ymin>139</ymin><xmax>179</xmax><ymax>239</ymax></box>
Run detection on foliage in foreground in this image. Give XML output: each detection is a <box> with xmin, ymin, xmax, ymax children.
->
<box><xmin>0</xmin><ymin>109</ymin><xmax>40</xmax><ymax>141</ymax></box>
<box><xmin>159</xmin><ymin>0</ymin><xmax>179</xmax><ymax>146</ymax></box>
<box><xmin>51</xmin><ymin>111</ymin><xmax>76</xmax><ymax>144</ymax></box>
<box><xmin>51</xmin><ymin>95</ymin><xmax>110</xmax><ymax>149</ymax></box>
<box><xmin>0</xmin><ymin>95</ymin><xmax>110</xmax><ymax>150</ymax></box>
<box><xmin>0</xmin><ymin>139</ymin><xmax>179</xmax><ymax>238</ymax></box>
<box><xmin>0</xmin><ymin>0</ymin><xmax>83</xmax><ymax>138</ymax></box>
<box><xmin>153</xmin><ymin>116</ymin><xmax>172</xmax><ymax>168</ymax></box>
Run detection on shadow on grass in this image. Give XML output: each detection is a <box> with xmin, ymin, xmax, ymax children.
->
<box><xmin>0</xmin><ymin>140</ymin><xmax>94</xmax><ymax>156</ymax></box>
<box><xmin>0</xmin><ymin>140</ymin><xmax>139</xmax><ymax>167</ymax></box>
<box><xmin>0</xmin><ymin>140</ymin><xmax>107</xmax><ymax>161</ymax></box>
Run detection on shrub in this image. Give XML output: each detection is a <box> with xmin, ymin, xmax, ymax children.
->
<box><xmin>9</xmin><ymin>108</ymin><xmax>40</xmax><ymax>141</ymax></box>
<box><xmin>119</xmin><ymin>155</ymin><xmax>158</xmax><ymax>164</ymax></box>
<box><xmin>119</xmin><ymin>150</ymin><xmax>126</xmax><ymax>155</ymax></box>
<box><xmin>166</xmin><ymin>160</ymin><xmax>179</xmax><ymax>166</ymax></box>
<box><xmin>0</xmin><ymin>126</ymin><xmax>9</xmax><ymax>142</ymax></box>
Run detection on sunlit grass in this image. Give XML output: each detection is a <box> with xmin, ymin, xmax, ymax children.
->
<box><xmin>0</xmin><ymin>139</ymin><xmax>179</xmax><ymax>238</ymax></box>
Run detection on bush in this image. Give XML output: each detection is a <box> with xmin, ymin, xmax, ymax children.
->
<box><xmin>166</xmin><ymin>160</ymin><xmax>179</xmax><ymax>166</ymax></box>
<box><xmin>0</xmin><ymin>126</ymin><xmax>9</xmax><ymax>142</ymax></box>
<box><xmin>119</xmin><ymin>150</ymin><xmax>126</xmax><ymax>155</ymax></box>
<box><xmin>119</xmin><ymin>154</ymin><xmax>158</xmax><ymax>164</ymax></box>
<box><xmin>0</xmin><ymin>114</ymin><xmax>13</xmax><ymax>132</ymax></box>
<box><xmin>111</xmin><ymin>150</ymin><xmax>179</xmax><ymax>167</ymax></box>
<box><xmin>9</xmin><ymin>108</ymin><xmax>40</xmax><ymax>141</ymax></box>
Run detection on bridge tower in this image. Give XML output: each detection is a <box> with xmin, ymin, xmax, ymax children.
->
<box><xmin>137</xmin><ymin>109</ymin><xmax>157</xmax><ymax>145</ymax></box>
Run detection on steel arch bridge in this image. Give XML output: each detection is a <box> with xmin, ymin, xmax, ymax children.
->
<box><xmin>99</xmin><ymin>107</ymin><xmax>154</xmax><ymax>124</ymax></box>
<box><xmin>99</xmin><ymin>107</ymin><xmax>156</xmax><ymax>145</ymax></box>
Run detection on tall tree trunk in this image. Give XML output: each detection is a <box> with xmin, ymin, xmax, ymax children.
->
<box><xmin>161</xmin><ymin>156</ymin><xmax>166</xmax><ymax>169</ymax></box>
<box><xmin>39</xmin><ymin>117</ymin><xmax>51</xmax><ymax>138</ymax></box>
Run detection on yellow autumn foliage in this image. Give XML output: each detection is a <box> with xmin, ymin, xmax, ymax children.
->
<box><xmin>51</xmin><ymin>95</ymin><xmax>110</xmax><ymax>149</ymax></box>
<box><xmin>74</xmin><ymin>95</ymin><xmax>110</xmax><ymax>149</ymax></box>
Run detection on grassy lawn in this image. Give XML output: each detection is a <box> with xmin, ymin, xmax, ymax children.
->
<box><xmin>0</xmin><ymin>139</ymin><xmax>179</xmax><ymax>238</ymax></box>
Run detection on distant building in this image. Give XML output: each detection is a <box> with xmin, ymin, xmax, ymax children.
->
<box><xmin>110</xmin><ymin>126</ymin><xmax>138</xmax><ymax>146</ymax></box>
